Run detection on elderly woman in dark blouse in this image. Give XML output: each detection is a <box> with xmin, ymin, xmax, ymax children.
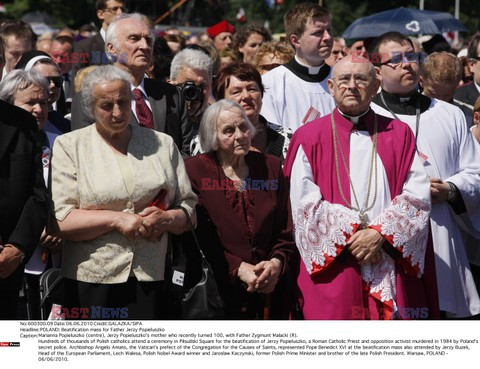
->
<box><xmin>185</xmin><ymin>99</ymin><xmax>295</xmax><ymax>319</ymax></box>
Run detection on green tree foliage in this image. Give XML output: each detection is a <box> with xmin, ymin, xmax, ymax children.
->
<box><xmin>3</xmin><ymin>0</ymin><xmax>478</xmax><ymax>40</ymax></box>
<box><xmin>5</xmin><ymin>0</ymin><xmax>97</xmax><ymax>28</ymax></box>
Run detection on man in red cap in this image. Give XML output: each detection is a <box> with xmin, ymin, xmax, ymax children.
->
<box><xmin>207</xmin><ymin>20</ymin><xmax>235</xmax><ymax>51</ymax></box>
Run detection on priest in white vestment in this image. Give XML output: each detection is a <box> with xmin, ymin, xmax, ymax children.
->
<box><xmin>369</xmin><ymin>31</ymin><xmax>480</xmax><ymax>318</ymax></box>
<box><xmin>260</xmin><ymin>3</ymin><xmax>335</xmax><ymax>133</ymax></box>
<box><xmin>284</xmin><ymin>55</ymin><xmax>439</xmax><ymax>320</ymax></box>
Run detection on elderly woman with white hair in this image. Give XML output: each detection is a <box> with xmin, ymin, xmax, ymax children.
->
<box><xmin>184</xmin><ymin>99</ymin><xmax>295</xmax><ymax>319</ymax></box>
<box><xmin>50</xmin><ymin>65</ymin><xmax>197</xmax><ymax>319</ymax></box>
<box><xmin>0</xmin><ymin>69</ymin><xmax>48</xmax><ymax>130</ymax></box>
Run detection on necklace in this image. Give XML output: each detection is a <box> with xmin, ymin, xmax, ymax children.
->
<box><xmin>331</xmin><ymin>110</ymin><xmax>378</xmax><ymax>227</ymax></box>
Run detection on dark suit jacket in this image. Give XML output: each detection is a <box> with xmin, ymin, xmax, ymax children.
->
<box><xmin>0</xmin><ymin>100</ymin><xmax>49</xmax><ymax>289</ymax></box>
<box><xmin>70</xmin><ymin>77</ymin><xmax>193</xmax><ymax>156</ymax></box>
<box><xmin>48</xmin><ymin>110</ymin><xmax>71</xmax><ymax>134</ymax></box>
<box><xmin>72</xmin><ymin>33</ymin><xmax>109</xmax><ymax>78</ymax></box>
<box><xmin>184</xmin><ymin>151</ymin><xmax>295</xmax><ymax>317</ymax></box>
<box><xmin>55</xmin><ymin>87</ymin><xmax>69</xmax><ymax>116</ymax></box>
<box><xmin>454</xmin><ymin>82</ymin><xmax>480</xmax><ymax>110</ymax></box>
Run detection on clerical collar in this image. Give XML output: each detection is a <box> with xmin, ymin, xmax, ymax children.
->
<box><xmin>294</xmin><ymin>56</ymin><xmax>324</xmax><ymax>74</ymax></box>
<box><xmin>338</xmin><ymin>108</ymin><xmax>369</xmax><ymax>126</ymax></box>
<box><xmin>372</xmin><ymin>89</ymin><xmax>431</xmax><ymax>115</ymax></box>
<box><xmin>284</xmin><ymin>57</ymin><xmax>331</xmax><ymax>83</ymax></box>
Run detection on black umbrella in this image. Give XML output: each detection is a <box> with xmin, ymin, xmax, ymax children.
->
<box><xmin>342</xmin><ymin>7</ymin><xmax>468</xmax><ymax>39</ymax></box>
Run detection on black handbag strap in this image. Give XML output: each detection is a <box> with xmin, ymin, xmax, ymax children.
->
<box><xmin>39</xmin><ymin>268</ymin><xmax>63</xmax><ymax>308</ymax></box>
<box><xmin>176</xmin><ymin>206</ymin><xmax>207</xmax><ymax>261</ymax></box>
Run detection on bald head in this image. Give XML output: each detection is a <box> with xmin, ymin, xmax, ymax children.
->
<box><xmin>332</xmin><ymin>54</ymin><xmax>376</xmax><ymax>80</ymax></box>
<box><xmin>328</xmin><ymin>54</ymin><xmax>380</xmax><ymax>116</ymax></box>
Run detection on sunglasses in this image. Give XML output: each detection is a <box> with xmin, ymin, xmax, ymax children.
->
<box><xmin>47</xmin><ymin>76</ymin><xmax>63</xmax><ymax>88</ymax></box>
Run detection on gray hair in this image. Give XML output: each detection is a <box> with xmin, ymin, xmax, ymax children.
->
<box><xmin>105</xmin><ymin>13</ymin><xmax>154</xmax><ymax>59</ymax></box>
<box><xmin>0</xmin><ymin>69</ymin><xmax>49</xmax><ymax>104</ymax></box>
<box><xmin>170</xmin><ymin>48</ymin><xmax>213</xmax><ymax>81</ymax></box>
<box><xmin>199</xmin><ymin>99</ymin><xmax>256</xmax><ymax>153</ymax></box>
<box><xmin>81</xmin><ymin>65</ymin><xmax>132</xmax><ymax>121</ymax></box>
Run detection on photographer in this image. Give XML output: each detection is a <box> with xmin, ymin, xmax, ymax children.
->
<box><xmin>169</xmin><ymin>48</ymin><xmax>213</xmax><ymax>155</ymax></box>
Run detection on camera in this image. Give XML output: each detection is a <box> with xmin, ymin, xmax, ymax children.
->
<box><xmin>180</xmin><ymin>81</ymin><xmax>202</xmax><ymax>102</ymax></box>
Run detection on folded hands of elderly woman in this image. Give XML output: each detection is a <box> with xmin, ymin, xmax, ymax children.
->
<box><xmin>114</xmin><ymin>206</ymin><xmax>188</xmax><ymax>242</ymax></box>
<box><xmin>238</xmin><ymin>258</ymin><xmax>282</xmax><ymax>294</ymax></box>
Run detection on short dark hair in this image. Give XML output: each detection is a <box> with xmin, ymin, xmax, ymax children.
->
<box><xmin>0</xmin><ymin>20</ymin><xmax>35</xmax><ymax>47</ymax></box>
<box><xmin>367</xmin><ymin>31</ymin><xmax>415</xmax><ymax>65</ymax></box>
<box><xmin>96</xmin><ymin>0</ymin><xmax>124</xmax><ymax>11</ymax></box>
<box><xmin>79</xmin><ymin>23</ymin><xmax>97</xmax><ymax>33</ymax></box>
<box><xmin>54</xmin><ymin>35</ymin><xmax>74</xmax><ymax>47</ymax></box>
<box><xmin>150</xmin><ymin>36</ymin><xmax>174</xmax><ymax>81</ymax></box>
<box><xmin>213</xmin><ymin>61</ymin><xmax>264</xmax><ymax>100</ymax></box>
<box><xmin>467</xmin><ymin>33</ymin><xmax>480</xmax><ymax>60</ymax></box>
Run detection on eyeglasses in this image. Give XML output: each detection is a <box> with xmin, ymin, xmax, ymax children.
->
<box><xmin>332</xmin><ymin>74</ymin><xmax>370</xmax><ymax>89</ymax></box>
<box><xmin>379</xmin><ymin>52</ymin><xmax>423</xmax><ymax>68</ymax></box>
<box><xmin>47</xmin><ymin>76</ymin><xmax>64</xmax><ymax>88</ymax></box>
<box><xmin>104</xmin><ymin>6</ymin><xmax>127</xmax><ymax>13</ymax></box>
<box><xmin>259</xmin><ymin>63</ymin><xmax>281</xmax><ymax>72</ymax></box>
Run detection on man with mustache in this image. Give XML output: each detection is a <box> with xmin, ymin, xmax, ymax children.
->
<box><xmin>371</xmin><ymin>31</ymin><xmax>480</xmax><ymax>318</ymax></box>
<box><xmin>284</xmin><ymin>55</ymin><xmax>438</xmax><ymax>320</ymax></box>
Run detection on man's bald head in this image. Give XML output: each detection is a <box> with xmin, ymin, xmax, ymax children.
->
<box><xmin>332</xmin><ymin>54</ymin><xmax>376</xmax><ymax>80</ymax></box>
<box><xmin>328</xmin><ymin>54</ymin><xmax>380</xmax><ymax>116</ymax></box>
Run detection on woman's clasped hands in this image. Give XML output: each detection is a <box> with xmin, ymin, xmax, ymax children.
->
<box><xmin>114</xmin><ymin>206</ymin><xmax>174</xmax><ymax>241</ymax></box>
<box><xmin>238</xmin><ymin>258</ymin><xmax>282</xmax><ymax>294</ymax></box>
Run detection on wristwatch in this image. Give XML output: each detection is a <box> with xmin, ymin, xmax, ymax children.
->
<box><xmin>3</xmin><ymin>244</ymin><xmax>25</xmax><ymax>264</ymax></box>
<box><xmin>447</xmin><ymin>182</ymin><xmax>456</xmax><ymax>201</ymax></box>
<box><xmin>18</xmin><ymin>250</ymin><xmax>25</xmax><ymax>264</ymax></box>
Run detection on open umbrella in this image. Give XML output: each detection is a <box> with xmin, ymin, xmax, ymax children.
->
<box><xmin>342</xmin><ymin>7</ymin><xmax>467</xmax><ymax>39</ymax></box>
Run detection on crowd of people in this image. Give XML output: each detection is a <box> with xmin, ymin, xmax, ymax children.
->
<box><xmin>1</xmin><ymin>0</ymin><xmax>480</xmax><ymax>320</ymax></box>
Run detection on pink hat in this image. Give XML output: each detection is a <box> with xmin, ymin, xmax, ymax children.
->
<box><xmin>207</xmin><ymin>20</ymin><xmax>235</xmax><ymax>38</ymax></box>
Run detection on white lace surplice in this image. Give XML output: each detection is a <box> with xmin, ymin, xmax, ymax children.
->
<box><xmin>290</xmin><ymin>130</ymin><xmax>430</xmax><ymax>318</ymax></box>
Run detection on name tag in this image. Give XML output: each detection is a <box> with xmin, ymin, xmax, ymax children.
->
<box><xmin>172</xmin><ymin>270</ymin><xmax>184</xmax><ymax>286</ymax></box>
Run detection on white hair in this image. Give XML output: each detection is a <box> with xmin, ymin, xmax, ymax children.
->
<box><xmin>105</xmin><ymin>13</ymin><xmax>154</xmax><ymax>61</ymax></box>
<box><xmin>0</xmin><ymin>69</ymin><xmax>49</xmax><ymax>104</ymax></box>
<box><xmin>81</xmin><ymin>65</ymin><xmax>132</xmax><ymax>121</ymax></box>
<box><xmin>199</xmin><ymin>99</ymin><xmax>256</xmax><ymax>153</ymax></box>
<box><xmin>170</xmin><ymin>48</ymin><xmax>213</xmax><ymax>81</ymax></box>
